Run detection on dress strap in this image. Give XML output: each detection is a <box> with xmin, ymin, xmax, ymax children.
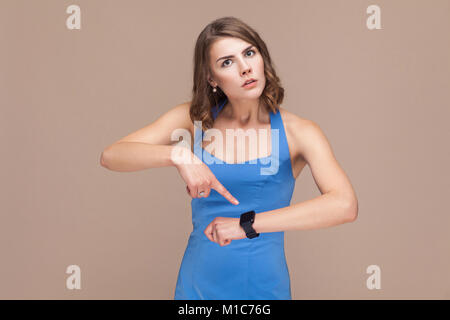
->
<box><xmin>269</xmin><ymin>108</ymin><xmax>290</xmax><ymax>163</ymax></box>
<box><xmin>194</xmin><ymin>101</ymin><xmax>291</xmax><ymax>173</ymax></box>
<box><xmin>193</xmin><ymin>99</ymin><xmax>227</xmax><ymax>160</ymax></box>
<box><xmin>259</xmin><ymin>107</ymin><xmax>293</xmax><ymax>176</ymax></box>
<box><xmin>212</xmin><ymin>98</ymin><xmax>227</xmax><ymax>120</ymax></box>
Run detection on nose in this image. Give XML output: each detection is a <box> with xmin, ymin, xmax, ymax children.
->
<box><xmin>238</xmin><ymin>58</ymin><xmax>252</xmax><ymax>76</ymax></box>
<box><xmin>241</xmin><ymin>66</ymin><xmax>252</xmax><ymax>76</ymax></box>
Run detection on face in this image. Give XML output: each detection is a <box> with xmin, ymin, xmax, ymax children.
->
<box><xmin>208</xmin><ymin>37</ymin><xmax>265</xmax><ymax>100</ymax></box>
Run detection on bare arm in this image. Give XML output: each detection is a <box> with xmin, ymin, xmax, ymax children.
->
<box><xmin>203</xmin><ymin>117</ymin><xmax>359</xmax><ymax>246</ymax></box>
<box><xmin>99</xmin><ymin>101</ymin><xmax>240</xmax><ymax>205</ymax></box>
<box><xmin>100</xmin><ymin>143</ymin><xmax>184</xmax><ymax>172</ymax></box>
<box><xmin>252</xmin><ymin>119</ymin><xmax>359</xmax><ymax>233</ymax></box>
<box><xmin>100</xmin><ymin>102</ymin><xmax>193</xmax><ymax>172</ymax></box>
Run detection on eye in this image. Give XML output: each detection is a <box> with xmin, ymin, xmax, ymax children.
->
<box><xmin>246</xmin><ymin>49</ymin><xmax>256</xmax><ymax>57</ymax></box>
<box><xmin>221</xmin><ymin>49</ymin><xmax>256</xmax><ymax>68</ymax></box>
<box><xmin>222</xmin><ymin>59</ymin><xmax>232</xmax><ymax>67</ymax></box>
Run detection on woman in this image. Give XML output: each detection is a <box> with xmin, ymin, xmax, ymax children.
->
<box><xmin>100</xmin><ymin>16</ymin><xmax>358</xmax><ymax>300</ymax></box>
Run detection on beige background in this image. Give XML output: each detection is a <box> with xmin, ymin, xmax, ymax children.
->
<box><xmin>1</xmin><ymin>0</ymin><xmax>449</xmax><ymax>299</ymax></box>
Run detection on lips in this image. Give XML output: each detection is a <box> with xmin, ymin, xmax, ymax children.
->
<box><xmin>242</xmin><ymin>79</ymin><xmax>257</xmax><ymax>87</ymax></box>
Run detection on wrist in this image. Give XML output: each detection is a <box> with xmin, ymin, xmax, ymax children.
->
<box><xmin>239</xmin><ymin>210</ymin><xmax>260</xmax><ymax>239</ymax></box>
<box><xmin>170</xmin><ymin>145</ymin><xmax>193</xmax><ymax>167</ymax></box>
<box><xmin>252</xmin><ymin>212</ymin><xmax>260</xmax><ymax>234</ymax></box>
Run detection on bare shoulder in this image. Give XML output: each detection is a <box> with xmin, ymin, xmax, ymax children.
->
<box><xmin>179</xmin><ymin>100</ymin><xmax>194</xmax><ymax>132</ymax></box>
<box><xmin>166</xmin><ymin>100</ymin><xmax>193</xmax><ymax>130</ymax></box>
<box><xmin>166</xmin><ymin>100</ymin><xmax>194</xmax><ymax>137</ymax></box>
<box><xmin>112</xmin><ymin>100</ymin><xmax>193</xmax><ymax>146</ymax></box>
<box><xmin>278</xmin><ymin>106</ymin><xmax>320</xmax><ymax>161</ymax></box>
<box><xmin>177</xmin><ymin>100</ymin><xmax>197</xmax><ymax>143</ymax></box>
<box><xmin>278</xmin><ymin>106</ymin><xmax>312</xmax><ymax>128</ymax></box>
<box><xmin>280</xmin><ymin>107</ymin><xmax>332</xmax><ymax>168</ymax></box>
<box><xmin>175</xmin><ymin>100</ymin><xmax>192</xmax><ymax>118</ymax></box>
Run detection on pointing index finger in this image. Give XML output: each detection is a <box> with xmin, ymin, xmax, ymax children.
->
<box><xmin>211</xmin><ymin>179</ymin><xmax>239</xmax><ymax>205</ymax></box>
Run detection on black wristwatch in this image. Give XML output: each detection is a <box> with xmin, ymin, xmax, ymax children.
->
<box><xmin>239</xmin><ymin>210</ymin><xmax>260</xmax><ymax>239</ymax></box>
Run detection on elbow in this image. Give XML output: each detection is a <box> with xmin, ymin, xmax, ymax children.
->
<box><xmin>100</xmin><ymin>152</ymin><xmax>108</xmax><ymax>168</ymax></box>
<box><xmin>343</xmin><ymin>197</ymin><xmax>358</xmax><ymax>223</ymax></box>
<box><xmin>100</xmin><ymin>147</ymin><xmax>113</xmax><ymax>169</ymax></box>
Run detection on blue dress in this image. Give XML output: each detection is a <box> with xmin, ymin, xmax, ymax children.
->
<box><xmin>174</xmin><ymin>98</ymin><xmax>296</xmax><ymax>300</ymax></box>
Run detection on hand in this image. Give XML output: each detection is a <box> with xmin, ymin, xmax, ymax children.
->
<box><xmin>204</xmin><ymin>217</ymin><xmax>247</xmax><ymax>246</ymax></box>
<box><xmin>172</xmin><ymin>146</ymin><xmax>239</xmax><ymax>205</ymax></box>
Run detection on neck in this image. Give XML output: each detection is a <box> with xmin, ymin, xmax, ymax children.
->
<box><xmin>222</xmin><ymin>97</ymin><xmax>267</xmax><ymax>125</ymax></box>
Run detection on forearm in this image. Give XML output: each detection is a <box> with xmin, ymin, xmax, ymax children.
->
<box><xmin>100</xmin><ymin>142</ymin><xmax>181</xmax><ymax>172</ymax></box>
<box><xmin>252</xmin><ymin>192</ymin><xmax>357</xmax><ymax>233</ymax></box>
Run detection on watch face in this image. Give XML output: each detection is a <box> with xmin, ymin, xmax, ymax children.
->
<box><xmin>240</xmin><ymin>211</ymin><xmax>258</xmax><ymax>239</ymax></box>
<box><xmin>240</xmin><ymin>210</ymin><xmax>255</xmax><ymax>224</ymax></box>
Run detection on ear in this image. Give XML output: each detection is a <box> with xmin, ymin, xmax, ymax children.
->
<box><xmin>207</xmin><ymin>68</ymin><xmax>216</xmax><ymax>84</ymax></box>
<box><xmin>207</xmin><ymin>77</ymin><xmax>217</xmax><ymax>87</ymax></box>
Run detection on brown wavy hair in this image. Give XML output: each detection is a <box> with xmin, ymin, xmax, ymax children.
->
<box><xmin>189</xmin><ymin>16</ymin><xmax>285</xmax><ymax>131</ymax></box>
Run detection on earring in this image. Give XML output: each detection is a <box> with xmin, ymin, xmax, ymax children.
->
<box><xmin>212</xmin><ymin>86</ymin><xmax>217</xmax><ymax>93</ymax></box>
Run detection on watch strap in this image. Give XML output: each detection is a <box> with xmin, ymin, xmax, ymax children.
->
<box><xmin>240</xmin><ymin>210</ymin><xmax>260</xmax><ymax>239</ymax></box>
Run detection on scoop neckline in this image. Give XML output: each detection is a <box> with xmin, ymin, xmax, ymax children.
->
<box><xmin>201</xmin><ymin>104</ymin><xmax>274</xmax><ymax>165</ymax></box>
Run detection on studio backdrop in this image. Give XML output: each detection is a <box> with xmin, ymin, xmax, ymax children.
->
<box><xmin>1</xmin><ymin>0</ymin><xmax>449</xmax><ymax>299</ymax></box>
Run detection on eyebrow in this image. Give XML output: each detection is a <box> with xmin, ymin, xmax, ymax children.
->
<box><xmin>215</xmin><ymin>45</ymin><xmax>255</xmax><ymax>63</ymax></box>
